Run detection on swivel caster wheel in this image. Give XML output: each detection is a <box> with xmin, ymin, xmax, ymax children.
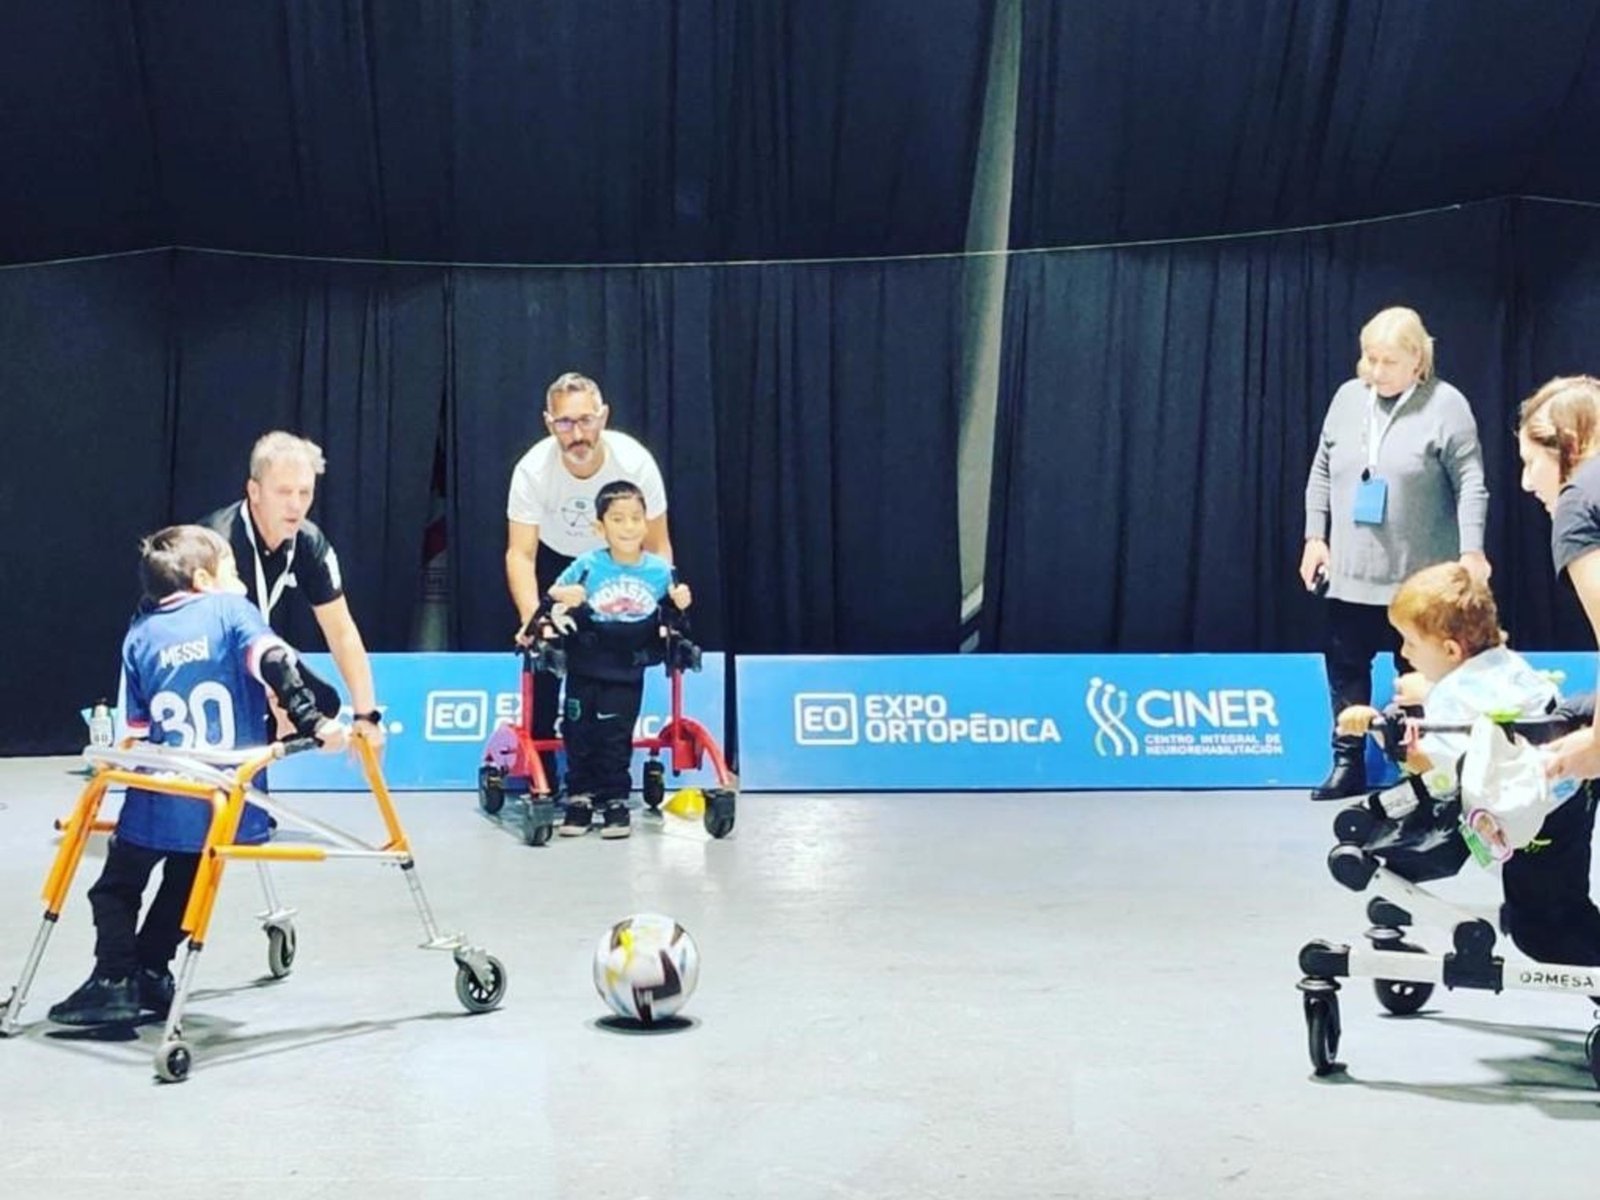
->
<box><xmin>454</xmin><ymin>955</ymin><xmax>507</xmax><ymax>1014</ymax></box>
<box><xmin>642</xmin><ymin>760</ymin><xmax>666</xmax><ymax>811</ymax></box>
<box><xmin>478</xmin><ymin>765</ymin><xmax>506</xmax><ymax>816</ymax></box>
<box><xmin>1372</xmin><ymin>941</ymin><xmax>1430</xmax><ymax>1016</ymax></box>
<box><xmin>524</xmin><ymin>798</ymin><xmax>557</xmax><ymax>847</ymax></box>
<box><xmin>704</xmin><ymin>789</ymin><xmax>736</xmax><ymax>839</ymax></box>
<box><xmin>155</xmin><ymin>1039</ymin><xmax>192</xmax><ymax>1083</ymax></box>
<box><xmin>266</xmin><ymin>923</ymin><xmax>297</xmax><ymax>979</ymax></box>
<box><xmin>1299</xmin><ymin>981</ymin><xmax>1343</xmax><ymax>1076</ymax></box>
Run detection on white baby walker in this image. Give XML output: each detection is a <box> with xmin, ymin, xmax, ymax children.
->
<box><xmin>1297</xmin><ymin>709</ymin><xmax>1600</xmax><ymax>1086</ymax></box>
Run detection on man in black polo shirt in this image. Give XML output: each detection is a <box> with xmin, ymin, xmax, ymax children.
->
<box><xmin>203</xmin><ymin>432</ymin><xmax>384</xmax><ymax>746</ymax></box>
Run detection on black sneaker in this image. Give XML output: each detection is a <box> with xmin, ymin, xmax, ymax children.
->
<box><xmin>601</xmin><ymin>801</ymin><xmax>632</xmax><ymax>840</ymax></box>
<box><xmin>137</xmin><ymin>966</ymin><xmax>175</xmax><ymax>1018</ymax></box>
<box><xmin>47</xmin><ymin>975</ymin><xmax>141</xmax><ymax>1026</ymax></box>
<box><xmin>559</xmin><ymin>798</ymin><xmax>594</xmax><ymax>837</ymax></box>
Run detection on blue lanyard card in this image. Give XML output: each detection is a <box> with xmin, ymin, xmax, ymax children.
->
<box><xmin>1353</xmin><ymin>474</ymin><xmax>1388</xmax><ymax>526</ymax></box>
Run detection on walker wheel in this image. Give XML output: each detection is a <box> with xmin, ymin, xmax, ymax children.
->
<box><xmin>1303</xmin><ymin>990</ymin><xmax>1343</xmax><ymax>1076</ymax></box>
<box><xmin>523</xmin><ymin>815</ymin><xmax>553</xmax><ymax>846</ymax></box>
<box><xmin>1373</xmin><ymin>977</ymin><xmax>1433</xmax><ymax>1016</ymax></box>
<box><xmin>455</xmin><ymin>956</ymin><xmax>507</xmax><ymax>1013</ymax></box>
<box><xmin>704</xmin><ymin>788</ymin><xmax>736</xmax><ymax>839</ymax></box>
<box><xmin>267</xmin><ymin>924</ymin><xmax>297</xmax><ymax>979</ymax></box>
<box><xmin>478</xmin><ymin>765</ymin><xmax>506</xmax><ymax>816</ymax></box>
<box><xmin>155</xmin><ymin>1040</ymin><xmax>192</xmax><ymax>1083</ymax></box>
<box><xmin>1586</xmin><ymin>1025</ymin><xmax>1600</xmax><ymax>1089</ymax></box>
<box><xmin>642</xmin><ymin>760</ymin><xmax>666</xmax><ymax>811</ymax></box>
<box><xmin>1373</xmin><ymin>940</ymin><xmax>1431</xmax><ymax>1015</ymax></box>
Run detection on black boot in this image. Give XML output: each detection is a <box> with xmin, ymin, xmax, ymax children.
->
<box><xmin>1310</xmin><ymin>736</ymin><xmax>1367</xmax><ymax>802</ymax></box>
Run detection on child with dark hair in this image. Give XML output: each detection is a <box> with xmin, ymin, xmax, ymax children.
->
<box><xmin>48</xmin><ymin>525</ymin><xmax>345</xmax><ymax>1026</ymax></box>
<box><xmin>545</xmin><ymin>480</ymin><xmax>691</xmax><ymax>839</ymax></box>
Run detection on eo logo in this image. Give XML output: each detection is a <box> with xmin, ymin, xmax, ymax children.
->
<box><xmin>425</xmin><ymin>690</ymin><xmax>489</xmax><ymax>742</ymax></box>
<box><xmin>794</xmin><ymin>693</ymin><xmax>859</xmax><ymax>745</ymax></box>
<box><xmin>1085</xmin><ymin>677</ymin><xmax>1138</xmax><ymax>757</ymax></box>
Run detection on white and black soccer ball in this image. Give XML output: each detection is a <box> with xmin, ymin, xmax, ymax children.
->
<box><xmin>593</xmin><ymin>912</ymin><xmax>700</xmax><ymax>1023</ymax></box>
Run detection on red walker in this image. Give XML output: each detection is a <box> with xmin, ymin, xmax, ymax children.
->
<box><xmin>476</xmin><ymin>614</ymin><xmax>737</xmax><ymax>846</ymax></box>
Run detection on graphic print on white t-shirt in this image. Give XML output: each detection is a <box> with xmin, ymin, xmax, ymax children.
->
<box><xmin>506</xmin><ymin>430</ymin><xmax>670</xmax><ymax>559</ymax></box>
<box><xmin>559</xmin><ymin>495</ymin><xmax>595</xmax><ymax>533</ymax></box>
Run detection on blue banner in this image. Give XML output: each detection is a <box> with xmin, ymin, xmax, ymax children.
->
<box><xmin>273</xmin><ymin>653</ymin><xmax>728</xmax><ymax>791</ymax></box>
<box><xmin>97</xmin><ymin>652</ymin><xmax>727</xmax><ymax>792</ymax></box>
<box><xmin>735</xmin><ymin>654</ymin><xmax>1333</xmax><ymax>791</ymax></box>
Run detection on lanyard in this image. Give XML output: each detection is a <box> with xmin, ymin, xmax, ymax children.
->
<box><xmin>238</xmin><ymin>499</ymin><xmax>296</xmax><ymax>622</ymax></box>
<box><xmin>1364</xmin><ymin>383</ymin><xmax>1417</xmax><ymax>469</ymax></box>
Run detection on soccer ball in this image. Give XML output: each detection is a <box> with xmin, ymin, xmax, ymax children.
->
<box><xmin>593</xmin><ymin>912</ymin><xmax>700</xmax><ymax>1023</ymax></box>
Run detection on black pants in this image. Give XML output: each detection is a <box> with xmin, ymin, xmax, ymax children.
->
<box><xmin>562</xmin><ymin>673</ymin><xmax>644</xmax><ymax>803</ymax></box>
<box><xmin>87</xmin><ymin>838</ymin><xmax>201</xmax><ymax>979</ymax></box>
<box><xmin>1324</xmin><ymin>599</ymin><xmax>1405</xmax><ymax>727</ymax></box>
<box><xmin>532</xmin><ymin>541</ymin><xmax>576</xmax><ymax>784</ymax></box>
<box><xmin>1502</xmin><ymin>783</ymin><xmax>1600</xmax><ymax>966</ymax></box>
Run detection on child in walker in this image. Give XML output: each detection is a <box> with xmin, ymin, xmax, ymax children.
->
<box><xmin>48</xmin><ymin>525</ymin><xmax>345</xmax><ymax>1027</ymax></box>
<box><xmin>543</xmin><ymin>480</ymin><xmax>690</xmax><ymax>840</ymax></box>
<box><xmin>1336</xmin><ymin>561</ymin><xmax>1600</xmax><ymax>967</ymax></box>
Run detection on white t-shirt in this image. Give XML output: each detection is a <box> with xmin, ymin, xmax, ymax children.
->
<box><xmin>1415</xmin><ymin>646</ymin><xmax>1559</xmax><ymax>791</ymax></box>
<box><xmin>506</xmin><ymin>430</ymin><xmax>668</xmax><ymax>559</ymax></box>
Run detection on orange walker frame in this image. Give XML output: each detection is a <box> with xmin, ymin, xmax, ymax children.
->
<box><xmin>0</xmin><ymin>737</ymin><xmax>505</xmax><ymax>1082</ymax></box>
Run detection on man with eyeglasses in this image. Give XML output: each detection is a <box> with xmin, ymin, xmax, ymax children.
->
<box><xmin>505</xmin><ymin>372</ymin><xmax>672</xmax><ymax>771</ymax></box>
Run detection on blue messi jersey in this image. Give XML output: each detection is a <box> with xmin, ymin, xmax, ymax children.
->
<box><xmin>556</xmin><ymin>549</ymin><xmax>673</xmax><ymax>623</ymax></box>
<box><xmin>118</xmin><ymin>592</ymin><xmax>283</xmax><ymax>852</ymax></box>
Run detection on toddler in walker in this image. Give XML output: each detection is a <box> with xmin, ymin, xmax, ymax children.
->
<box><xmin>48</xmin><ymin>525</ymin><xmax>345</xmax><ymax>1026</ymax></box>
<box><xmin>1336</xmin><ymin>561</ymin><xmax>1600</xmax><ymax>966</ymax></box>
<box><xmin>543</xmin><ymin>480</ymin><xmax>690</xmax><ymax>840</ymax></box>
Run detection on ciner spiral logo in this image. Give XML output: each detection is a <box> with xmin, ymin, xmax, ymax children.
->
<box><xmin>1085</xmin><ymin>677</ymin><xmax>1138</xmax><ymax>756</ymax></box>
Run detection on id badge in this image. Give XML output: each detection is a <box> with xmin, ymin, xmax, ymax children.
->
<box><xmin>1353</xmin><ymin>474</ymin><xmax>1388</xmax><ymax>526</ymax></box>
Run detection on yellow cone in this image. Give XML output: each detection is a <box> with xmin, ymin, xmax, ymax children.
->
<box><xmin>664</xmin><ymin>787</ymin><xmax>705</xmax><ymax>819</ymax></box>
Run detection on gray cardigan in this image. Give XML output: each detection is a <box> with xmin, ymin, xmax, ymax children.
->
<box><xmin>1303</xmin><ymin>376</ymin><xmax>1488</xmax><ymax>605</ymax></box>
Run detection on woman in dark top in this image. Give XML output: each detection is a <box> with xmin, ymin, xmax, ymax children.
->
<box><xmin>1513</xmin><ymin>374</ymin><xmax>1600</xmax><ymax>965</ymax></box>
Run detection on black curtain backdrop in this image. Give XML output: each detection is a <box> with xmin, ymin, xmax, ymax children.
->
<box><xmin>12</xmin><ymin>2</ymin><xmax>1600</xmax><ymax>754</ymax></box>
<box><xmin>1010</xmin><ymin>1</ymin><xmax>1600</xmax><ymax>248</ymax></box>
<box><xmin>0</xmin><ymin>2</ymin><xmax>162</xmax><ymax>262</ymax></box>
<box><xmin>117</xmin><ymin>0</ymin><xmax>994</xmax><ymax>264</ymax></box>
<box><xmin>164</xmin><ymin>252</ymin><xmax>445</xmax><ymax>656</ymax></box>
<box><xmin>446</xmin><ymin>257</ymin><xmax>965</xmax><ymax>657</ymax></box>
<box><xmin>709</xmin><ymin>259</ymin><xmax>964</xmax><ymax>653</ymax></box>
<box><xmin>0</xmin><ymin>253</ymin><xmax>174</xmax><ymax>752</ymax></box>
<box><xmin>982</xmin><ymin>198</ymin><xmax>1600</xmax><ymax>656</ymax></box>
<box><xmin>5</xmin><ymin>250</ymin><xmax>968</xmax><ymax>753</ymax></box>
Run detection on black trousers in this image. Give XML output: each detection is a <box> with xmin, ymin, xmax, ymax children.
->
<box><xmin>532</xmin><ymin>541</ymin><xmax>576</xmax><ymax>784</ymax></box>
<box><xmin>87</xmin><ymin>838</ymin><xmax>201</xmax><ymax>979</ymax></box>
<box><xmin>1323</xmin><ymin>599</ymin><xmax>1405</xmax><ymax>728</ymax></box>
<box><xmin>1502</xmin><ymin>783</ymin><xmax>1600</xmax><ymax>966</ymax></box>
<box><xmin>561</xmin><ymin>673</ymin><xmax>644</xmax><ymax>803</ymax></box>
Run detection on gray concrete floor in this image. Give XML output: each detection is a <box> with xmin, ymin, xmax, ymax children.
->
<box><xmin>1</xmin><ymin>755</ymin><xmax>1597</xmax><ymax>1200</ymax></box>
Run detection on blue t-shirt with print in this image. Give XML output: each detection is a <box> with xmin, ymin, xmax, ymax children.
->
<box><xmin>555</xmin><ymin>549</ymin><xmax>673</xmax><ymax>623</ymax></box>
<box><xmin>119</xmin><ymin>592</ymin><xmax>280</xmax><ymax>852</ymax></box>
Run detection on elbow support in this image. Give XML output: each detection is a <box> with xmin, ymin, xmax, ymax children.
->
<box><xmin>259</xmin><ymin>646</ymin><xmax>325</xmax><ymax>737</ymax></box>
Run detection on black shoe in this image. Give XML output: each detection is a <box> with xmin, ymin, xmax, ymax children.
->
<box><xmin>1311</xmin><ymin>743</ymin><xmax>1367</xmax><ymax>802</ymax></box>
<box><xmin>600</xmin><ymin>801</ymin><xmax>632</xmax><ymax>840</ymax></box>
<box><xmin>47</xmin><ymin>975</ymin><xmax>141</xmax><ymax>1026</ymax></box>
<box><xmin>137</xmin><ymin>966</ymin><xmax>175</xmax><ymax>1018</ymax></box>
<box><xmin>559</xmin><ymin>797</ymin><xmax>594</xmax><ymax>837</ymax></box>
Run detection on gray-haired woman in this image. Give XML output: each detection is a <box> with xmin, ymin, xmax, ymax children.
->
<box><xmin>1301</xmin><ymin>306</ymin><xmax>1490</xmax><ymax>800</ymax></box>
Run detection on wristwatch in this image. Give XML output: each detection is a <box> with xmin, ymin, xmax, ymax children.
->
<box><xmin>353</xmin><ymin>710</ymin><xmax>384</xmax><ymax>725</ymax></box>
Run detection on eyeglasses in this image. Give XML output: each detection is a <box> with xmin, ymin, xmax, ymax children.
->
<box><xmin>548</xmin><ymin>413</ymin><xmax>601</xmax><ymax>434</ymax></box>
